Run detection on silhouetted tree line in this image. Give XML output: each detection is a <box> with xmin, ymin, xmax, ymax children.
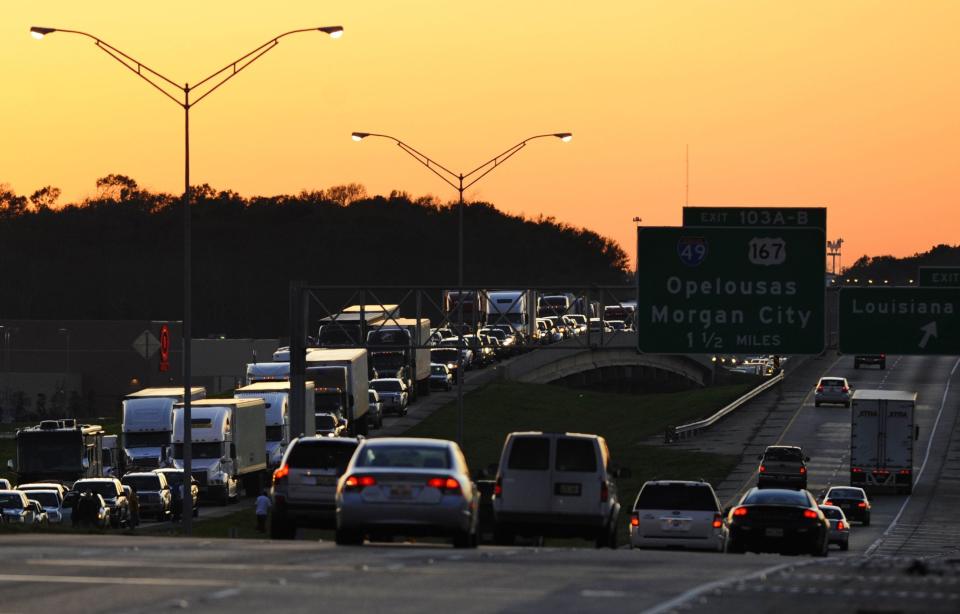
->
<box><xmin>843</xmin><ymin>244</ymin><xmax>960</xmax><ymax>283</ymax></box>
<box><xmin>0</xmin><ymin>176</ymin><xmax>629</xmax><ymax>337</ymax></box>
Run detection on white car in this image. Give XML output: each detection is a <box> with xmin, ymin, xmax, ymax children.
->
<box><xmin>628</xmin><ymin>480</ymin><xmax>727</xmax><ymax>551</ymax></box>
<box><xmin>369</xmin><ymin>378</ymin><xmax>409</xmax><ymax>416</ymax></box>
<box><xmin>819</xmin><ymin>504</ymin><xmax>850</xmax><ymax>551</ymax></box>
<box><xmin>26</xmin><ymin>489</ymin><xmax>64</xmax><ymax>524</ymax></box>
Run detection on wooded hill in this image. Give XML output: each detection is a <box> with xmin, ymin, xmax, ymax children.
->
<box><xmin>0</xmin><ymin>177</ymin><xmax>629</xmax><ymax>338</ymax></box>
<box><xmin>843</xmin><ymin>244</ymin><xmax>960</xmax><ymax>284</ymax></box>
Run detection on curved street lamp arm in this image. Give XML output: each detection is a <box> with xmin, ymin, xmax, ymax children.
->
<box><xmin>45</xmin><ymin>29</ymin><xmax>184</xmax><ymax>106</ymax></box>
<box><xmin>190</xmin><ymin>27</ymin><xmax>339</xmax><ymax>107</ymax></box>
<box><xmin>463</xmin><ymin>133</ymin><xmax>562</xmax><ymax>190</ymax></box>
<box><xmin>359</xmin><ymin>133</ymin><xmax>461</xmax><ymax>191</ymax></box>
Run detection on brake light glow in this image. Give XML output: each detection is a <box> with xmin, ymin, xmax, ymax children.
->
<box><xmin>494</xmin><ymin>477</ymin><xmax>502</xmax><ymax>497</ymax></box>
<box><xmin>732</xmin><ymin>507</ymin><xmax>748</xmax><ymax>517</ymax></box>
<box><xmin>837</xmin><ymin>520</ymin><xmax>846</xmax><ymax>530</ymax></box>
<box><xmin>799</xmin><ymin>466</ymin><xmax>807</xmax><ymax>475</ymax></box>
<box><xmin>803</xmin><ymin>509</ymin><xmax>818</xmax><ymax>519</ymax></box>
<box><xmin>851</xmin><ymin>467</ymin><xmax>864</xmax><ymax>473</ymax></box>
<box><xmin>841</xmin><ymin>386</ymin><xmax>849</xmax><ymax>393</ymax></box>
<box><xmin>899</xmin><ymin>469</ymin><xmax>911</xmax><ymax>475</ymax></box>
<box><xmin>426</xmin><ymin>476</ymin><xmax>461</xmax><ymax>494</ymax></box>
<box><xmin>272</xmin><ymin>464</ymin><xmax>289</xmax><ymax>482</ymax></box>
<box><xmin>600</xmin><ymin>480</ymin><xmax>609</xmax><ymax>502</ymax></box>
<box><xmin>712</xmin><ymin>514</ymin><xmax>723</xmax><ymax>529</ymax></box>
<box><xmin>344</xmin><ymin>475</ymin><xmax>376</xmax><ymax>490</ymax></box>
<box><xmin>857</xmin><ymin>502</ymin><xmax>867</xmax><ymax>508</ymax></box>
<box><xmin>759</xmin><ymin>465</ymin><xmax>766</xmax><ymax>473</ymax></box>
<box><xmin>816</xmin><ymin>386</ymin><xmax>824</xmax><ymax>393</ymax></box>
<box><xmin>630</xmin><ymin>514</ymin><xmax>639</xmax><ymax>527</ymax></box>
<box><xmin>823</xmin><ymin>500</ymin><xmax>833</xmax><ymax>506</ymax></box>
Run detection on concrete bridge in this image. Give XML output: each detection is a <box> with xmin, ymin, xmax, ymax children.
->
<box><xmin>502</xmin><ymin>333</ymin><xmax>713</xmax><ymax>391</ymax></box>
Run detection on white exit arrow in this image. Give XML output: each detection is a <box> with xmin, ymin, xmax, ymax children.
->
<box><xmin>919</xmin><ymin>321</ymin><xmax>938</xmax><ymax>349</ymax></box>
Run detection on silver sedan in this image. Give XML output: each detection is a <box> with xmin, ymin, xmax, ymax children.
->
<box><xmin>335</xmin><ymin>437</ymin><xmax>479</xmax><ymax>548</ymax></box>
<box><xmin>820</xmin><ymin>504</ymin><xmax>850</xmax><ymax>550</ymax></box>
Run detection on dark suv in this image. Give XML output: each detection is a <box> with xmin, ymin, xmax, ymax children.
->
<box><xmin>854</xmin><ymin>353</ymin><xmax>885</xmax><ymax>369</ymax></box>
<box><xmin>270</xmin><ymin>436</ymin><xmax>361</xmax><ymax>538</ymax></box>
<box><xmin>757</xmin><ymin>446</ymin><xmax>809</xmax><ymax>490</ymax></box>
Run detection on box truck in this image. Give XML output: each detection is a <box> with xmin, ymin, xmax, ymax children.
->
<box><xmin>122</xmin><ymin>387</ymin><xmax>206</xmax><ymax>472</ymax></box>
<box><xmin>850</xmin><ymin>389</ymin><xmax>918</xmax><ymax>494</ymax></box>
<box><xmin>305</xmin><ymin>348</ymin><xmax>369</xmax><ymax>436</ymax></box>
<box><xmin>172</xmin><ymin>399</ymin><xmax>267</xmax><ymax>505</ymax></box>
<box><xmin>317</xmin><ymin>304</ymin><xmax>399</xmax><ymax>348</ymax></box>
<box><xmin>234</xmin><ymin>381</ymin><xmax>315</xmax><ymax>469</ymax></box>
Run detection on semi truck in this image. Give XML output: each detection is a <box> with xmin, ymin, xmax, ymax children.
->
<box><xmin>317</xmin><ymin>304</ymin><xmax>399</xmax><ymax>348</ymax></box>
<box><xmin>122</xmin><ymin>387</ymin><xmax>206</xmax><ymax>472</ymax></box>
<box><xmin>367</xmin><ymin>317</ymin><xmax>432</xmax><ymax>400</ymax></box>
<box><xmin>234</xmin><ymin>381</ymin><xmax>316</xmax><ymax>469</ymax></box>
<box><xmin>485</xmin><ymin>290</ymin><xmax>535</xmax><ymax>341</ymax></box>
<box><xmin>850</xmin><ymin>389</ymin><xmax>918</xmax><ymax>494</ymax></box>
<box><xmin>443</xmin><ymin>291</ymin><xmax>485</xmax><ymax>335</ymax></box>
<box><xmin>8</xmin><ymin>419</ymin><xmax>104</xmax><ymax>486</ymax></box>
<box><xmin>171</xmin><ymin>399</ymin><xmax>267</xmax><ymax>505</ymax></box>
<box><xmin>245</xmin><ymin>362</ymin><xmax>290</xmax><ymax>385</ymax></box>
<box><xmin>305</xmin><ymin>348</ymin><xmax>369</xmax><ymax>436</ymax></box>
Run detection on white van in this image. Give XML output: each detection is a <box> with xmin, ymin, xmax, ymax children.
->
<box><xmin>492</xmin><ymin>431</ymin><xmax>624</xmax><ymax>548</ymax></box>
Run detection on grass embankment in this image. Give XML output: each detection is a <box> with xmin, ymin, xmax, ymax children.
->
<box><xmin>404</xmin><ymin>381</ymin><xmax>749</xmax><ymax>543</ymax></box>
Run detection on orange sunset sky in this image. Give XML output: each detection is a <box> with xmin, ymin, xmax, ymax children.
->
<box><xmin>2</xmin><ymin>1</ymin><xmax>958</xmax><ymax>267</ymax></box>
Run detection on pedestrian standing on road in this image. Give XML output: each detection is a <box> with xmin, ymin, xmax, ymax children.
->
<box><xmin>255</xmin><ymin>489</ymin><xmax>271</xmax><ymax>533</ymax></box>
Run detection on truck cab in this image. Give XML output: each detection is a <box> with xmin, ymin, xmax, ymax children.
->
<box><xmin>123</xmin><ymin>387</ymin><xmax>206</xmax><ymax>472</ymax></box>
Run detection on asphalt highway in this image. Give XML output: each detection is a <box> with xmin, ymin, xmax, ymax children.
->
<box><xmin>1</xmin><ymin>355</ymin><xmax>957</xmax><ymax>613</ymax></box>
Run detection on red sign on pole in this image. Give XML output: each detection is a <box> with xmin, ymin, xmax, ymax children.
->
<box><xmin>159</xmin><ymin>324</ymin><xmax>170</xmax><ymax>372</ymax></box>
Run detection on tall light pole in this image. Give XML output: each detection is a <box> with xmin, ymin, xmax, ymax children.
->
<box><xmin>632</xmin><ymin>216</ymin><xmax>642</xmax><ymax>275</ymax></box>
<box><xmin>58</xmin><ymin>327</ymin><xmax>70</xmax><ymax>374</ymax></box>
<box><xmin>32</xmin><ymin>24</ymin><xmax>343</xmax><ymax>535</ymax></box>
<box><xmin>351</xmin><ymin>131</ymin><xmax>572</xmax><ymax>444</ymax></box>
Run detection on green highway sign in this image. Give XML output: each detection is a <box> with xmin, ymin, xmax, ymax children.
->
<box><xmin>918</xmin><ymin>266</ymin><xmax>960</xmax><ymax>287</ymax></box>
<box><xmin>839</xmin><ymin>287</ymin><xmax>960</xmax><ymax>354</ymax></box>
<box><xmin>683</xmin><ymin>206</ymin><xmax>826</xmax><ymax>231</ymax></box>
<box><xmin>636</xmin><ymin>227</ymin><xmax>825</xmax><ymax>354</ymax></box>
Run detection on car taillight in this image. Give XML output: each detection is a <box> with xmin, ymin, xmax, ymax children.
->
<box><xmin>344</xmin><ymin>475</ymin><xmax>376</xmax><ymax>490</ymax></box>
<box><xmin>758</xmin><ymin>465</ymin><xmax>766</xmax><ymax>473</ymax></box>
<box><xmin>630</xmin><ymin>514</ymin><xmax>639</xmax><ymax>527</ymax></box>
<box><xmin>803</xmin><ymin>509</ymin><xmax>818</xmax><ymax>519</ymax></box>
<box><xmin>837</xmin><ymin>520</ymin><xmax>846</xmax><ymax>530</ymax></box>
<box><xmin>732</xmin><ymin>507</ymin><xmax>748</xmax><ymax>517</ymax></box>
<box><xmin>799</xmin><ymin>466</ymin><xmax>807</xmax><ymax>475</ymax></box>
<box><xmin>600</xmin><ymin>480</ymin><xmax>609</xmax><ymax>502</ymax></box>
<box><xmin>426</xmin><ymin>476</ymin><xmax>461</xmax><ymax>494</ymax></box>
<box><xmin>272</xmin><ymin>464</ymin><xmax>289</xmax><ymax>482</ymax></box>
<box><xmin>493</xmin><ymin>476</ymin><xmax>502</xmax><ymax>497</ymax></box>
<box><xmin>712</xmin><ymin>514</ymin><xmax>723</xmax><ymax>529</ymax></box>
<box><xmin>857</xmin><ymin>502</ymin><xmax>867</xmax><ymax>508</ymax></box>
<box><xmin>841</xmin><ymin>386</ymin><xmax>849</xmax><ymax>393</ymax></box>
<box><xmin>899</xmin><ymin>469</ymin><xmax>911</xmax><ymax>475</ymax></box>
<box><xmin>851</xmin><ymin>467</ymin><xmax>863</xmax><ymax>473</ymax></box>
<box><xmin>823</xmin><ymin>500</ymin><xmax>833</xmax><ymax>506</ymax></box>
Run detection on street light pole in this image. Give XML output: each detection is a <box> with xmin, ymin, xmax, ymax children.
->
<box><xmin>351</xmin><ymin>131</ymin><xmax>572</xmax><ymax>444</ymax></box>
<box><xmin>32</xmin><ymin>24</ymin><xmax>343</xmax><ymax>535</ymax></box>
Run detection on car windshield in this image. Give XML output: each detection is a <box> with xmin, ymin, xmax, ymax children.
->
<box><xmin>508</xmin><ymin>437</ymin><xmax>550</xmax><ymax>470</ymax></box>
<box><xmin>0</xmin><ymin>493</ymin><xmax>25</xmax><ymax>509</ymax></box>
<box><xmin>820</xmin><ymin>379</ymin><xmax>845</xmax><ymax>387</ymax></box>
<box><xmin>555</xmin><ymin>438</ymin><xmax>597</xmax><ymax>472</ymax></box>
<box><xmin>76</xmin><ymin>481</ymin><xmax>119</xmax><ymax>499</ymax></box>
<box><xmin>355</xmin><ymin>444</ymin><xmax>451</xmax><ymax>469</ymax></box>
<box><xmin>635</xmin><ymin>484</ymin><xmax>718</xmax><ymax>511</ymax></box>
<box><xmin>372</xmin><ymin>380</ymin><xmax>402</xmax><ymax>392</ymax></box>
<box><xmin>763</xmin><ymin>447</ymin><xmax>804</xmax><ymax>461</ymax></box>
<box><xmin>27</xmin><ymin>491</ymin><xmax>60</xmax><ymax>507</ymax></box>
<box><xmin>158</xmin><ymin>472</ymin><xmax>184</xmax><ymax>487</ymax></box>
<box><xmin>821</xmin><ymin>507</ymin><xmax>843</xmax><ymax>519</ymax></box>
<box><xmin>287</xmin><ymin>441</ymin><xmax>357</xmax><ymax>471</ymax></box>
<box><xmin>828</xmin><ymin>488</ymin><xmax>865</xmax><ymax>500</ymax></box>
<box><xmin>316</xmin><ymin>415</ymin><xmax>338</xmax><ymax>430</ymax></box>
<box><xmin>431</xmin><ymin>366</ymin><xmax>447</xmax><ymax>375</ymax></box>
<box><xmin>124</xmin><ymin>432</ymin><xmax>171</xmax><ymax>447</ymax></box>
<box><xmin>743</xmin><ymin>490</ymin><xmax>810</xmax><ymax>506</ymax></box>
<box><xmin>122</xmin><ymin>475</ymin><xmax>162</xmax><ymax>492</ymax></box>
<box><xmin>431</xmin><ymin>349</ymin><xmax>459</xmax><ymax>362</ymax></box>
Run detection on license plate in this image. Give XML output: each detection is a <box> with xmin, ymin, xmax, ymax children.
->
<box><xmin>554</xmin><ymin>483</ymin><xmax>581</xmax><ymax>496</ymax></box>
<box><xmin>663</xmin><ymin>519</ymin><xmax>689</xmax><ymax>531</ymax></box>
<box><xmin>390</xmin><ymin>485</ymin><xmax>412</xmax><ymax>500</ymax></box>
<box><xmin>765</xmin><ymin>527</ymin><xmax>784</xmax><ymax>537</ymax></box>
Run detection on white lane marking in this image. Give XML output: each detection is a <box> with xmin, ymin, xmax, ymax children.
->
<box><xmin>26</xmin><ymin>559</ymin><xmax>328</xmax><ymax>573</ymax></box>
<box><xmin>0</xmin><ymin>573</ymin><xmax>230</xmax><ymax>587</ymax></box>
<box><xmin>210</xmin><ymin>588</ymin><xmax>241</xmax><ymax>600</ymax></box>
<box><xmin>865</xmin><ymin>356</ymin><xmax>960</xmax><ymax>557</ymax></box>
<box><xmin>641</xmin><ymin>560</ymin><xmax>819</xmax><ymax>614</ymax></box>
<box><xmin>580</xmin><ymin>590</ymin><xmax>626</xmax><ymax>598</ymax></box>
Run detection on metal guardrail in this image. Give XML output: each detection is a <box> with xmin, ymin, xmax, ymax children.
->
<box><xmin>665</xmin><ymin>370</ymin><xmax>785</xmax><ymax>443</ymax></box>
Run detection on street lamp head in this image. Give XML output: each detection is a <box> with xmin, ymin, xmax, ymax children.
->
<box><xmin>351</xmin><ymin>132</ymin><xmax>370</xmax><ymax>141</ymax></box>
<box><xmin>30</xmin><ymin>26</ymin><xmax>57</xmax><ymax>40</ymax></box>
<box><xmin>319</xmin><ymin>26</ymin><xmax>344</xmax><ymax>39</ymax></box>
<box><xmin>555</xmin><ymin>133</ymin><xmax>573</xmax><ymax>142</ymax></box>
